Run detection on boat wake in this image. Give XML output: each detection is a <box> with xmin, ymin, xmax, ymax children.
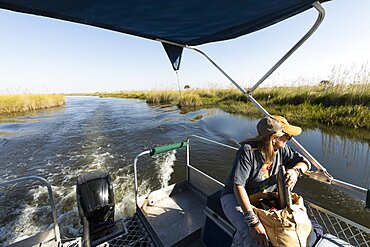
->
<box><xmin>0</xmin><ymin>139</ymin><xmax>178</xmax><ymax>245</ymax></box>
<box><xmin>0</xmin><ymin>185</ymin><xmax>54</xmax><ymax>245</ymax></box>
<box><xmin>155</xmin><ymin>150</ymin><xmax>177</xmax><ymax>188</ymax></box>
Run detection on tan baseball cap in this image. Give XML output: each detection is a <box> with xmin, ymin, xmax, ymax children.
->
<box><xmin>273</xmin><ymin>115</ymin><xmax>302</xmax><ymax>136</ymax></box>
<box><xmin>256</xmin><ymin>116</ymin><xmax>285</xmax><ymax>136</ymax></box>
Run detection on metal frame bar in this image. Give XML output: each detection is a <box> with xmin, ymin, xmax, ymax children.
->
<box><xmin>186</xmin><ymin>139</ymin><xmax>190</xmax><ymax>184</ymax></box>
<box><xmin>133</xmin><ymin>137</ymin><xmax>234</xmax><ymax>206</ymax></box>
<box><xmin>332</xmin><ymin>178</ymin><xmax>367</xmax><ymax>194</ymax></box>
<box><xmin>187</xmin><ymin>46</ymin><xmax>248</xmax><ymax>94</ymax></box>
<box><xmin>188</xmin><ymin>134</ymin><xmax>239</xmax><ymax>151</ymax></box>
<box><xmin>248</xmin><ymin>1</ymin><xmax>325</xmax><ymax>94</ymax></box>
<box><xmin>188</xmin><ymin>163</ymin><xmax>225</xmax><ymax>188</ymax></box>
<box><xmin>133</xmin><ymin>150</ymin><xmax>151</xmax><ymax>206</ymax></box>
<box><xmin>159</xmin><ymin>0</ymin><xmax>368</xmax><ymax>208</ymax></box>
<box><xmin>204</xmin><ymin>208</ymin><xmax>235</xmax><ymax>237</ymax></box>
<box><xmin>161</xmin><ymin>2</ymin><xmax>332</xmax><ymax>179</ymax></box>
<box><xmin>190</xmin><ymin>2</ymin><xmax>329</xmax><ymax>173</ymax></box>
<box><xmin>0</xmin><ymin>176</ymin><xmax>61</xmax><ymax>245</ymax></box>
<box><xmin>157</xmin><ymin>38</ymin><xmax>247</xmax><ymax>94</ymax></box>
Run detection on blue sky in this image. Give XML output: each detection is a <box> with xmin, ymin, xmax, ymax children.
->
<box><xmin>0</xmin><ymin>0</ymin><xmax>369</xmax><ymax>93</ymax></box>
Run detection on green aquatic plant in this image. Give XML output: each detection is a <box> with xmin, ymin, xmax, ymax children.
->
<box><xmin>190</xmin><ymin>115</ymin><xmax>204</xmax><ymax>122</ymax></box>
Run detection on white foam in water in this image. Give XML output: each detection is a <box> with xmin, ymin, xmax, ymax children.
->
<box><xmin>2</xmin><ymin>190</ymin><xmax>72</xmax><ymax>242</ymax></box>
<box><xmin>0</xmin><ymin>228</ymin><xmax>5</xmax><ymax>241</ymax></box>
<box><xmin>60</xmin><ymin>149</ymin><xmax>114</xmax><ymax>184</ymax></box>
<box><xmin>7</xmin><ymin>206</ymin><xmax>42</xmax><ymax>244</ymax></box>
<box><xmin>113</xmin><ymin>167</ymin><xmax>147</xmax><ymax>217</ymax></box>
<box><xmin>53</xmin><ymin>150</ymin><xmax>116</xmax><ymax>236</ymax></box>
<box><xmin>57</xmin><ymin>208</ymin><xmax>81</xmax><ymax>237</ymax></box>
<box><xmin>155</xmin><ymin>150</ymin><xmax>177</xmax><ymax>188</ymax></box>
<box><xmin>1</xmin><ymin>148</ymin><xmax>158</xmax><ymax>244</ymax></box>
<box><xmin>113</xmin><ymin>152</ymin><xmax>176</xmax><ymax>217</ymax></box>
<box><xmin>0</xmin><ymin>186</ymin><xmax>52</xmax><ymax>245</ymax></box>
<box><xmin>0</xmin><ymin>150</ymin><xmax>116</xmax><ymax>243</ymax></box>
<box><xmin>113</xmin><ymin>168</ymin><xmax>135</xmax><ymax>217</ymax></box>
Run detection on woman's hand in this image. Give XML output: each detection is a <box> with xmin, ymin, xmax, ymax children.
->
<box><xmin>285</xmin><ymin>168</ymin><xmax>299</xmax><ymax>191</ymax></box>
<box><xmin>249</xmin><ymin>223</ymin><xmax>269</xmax><ymax>247</ymax></box>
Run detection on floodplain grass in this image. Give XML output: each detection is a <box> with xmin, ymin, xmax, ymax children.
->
<box><xmin>96</xmin><ymin>83</ymin><xmax>370</xmax><ymax>133</ymax></box>
<box><xmin>0</xmin><ymin>94</ymin><xmax>65</xmax><ymax>114</ymax></box>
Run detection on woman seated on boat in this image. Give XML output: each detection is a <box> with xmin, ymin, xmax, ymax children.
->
<box><xmin>221</xmin><ymin>115</ymin><xmax>311</xmax><ymax>247</ymax></box>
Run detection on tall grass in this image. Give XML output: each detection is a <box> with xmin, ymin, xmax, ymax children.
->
<box><xmin>96</xmin><ymin>83</ymin><xmax>370</xmax><ymax>131</ymax></box>
<box><xmin>0</xmin><ymin>94</ymin><xmax>65</xmax><ymax>114</ymax></box>
<box><xmin>95</xmin><ymin>65</ymin><xmax>370</xmax><ymax>133</ymax></box>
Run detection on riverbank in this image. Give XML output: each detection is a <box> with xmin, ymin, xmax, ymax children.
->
<box><xmin>95</xmin><ymin>84</ymin><xmax>370</xmax><ymax>132</ymax></box>
<box><xmin>0</xmin><ymin>94</ymin><xmax>65</xmax><ymax>114</ymax></box>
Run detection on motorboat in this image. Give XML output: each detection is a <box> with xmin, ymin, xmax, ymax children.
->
<box><xmin>0</xmin><ymin>1</ymin><xmax>369</xmax><ymax>246</ymax></box>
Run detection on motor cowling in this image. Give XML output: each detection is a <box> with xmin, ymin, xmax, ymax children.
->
<box><xmin>76</xmin><ymin>170</ymin><xmax>115</xmax><ymax>241</ymax></box>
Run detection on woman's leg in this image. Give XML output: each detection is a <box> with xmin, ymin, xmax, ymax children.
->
<box><xmin>221</xmin><ymin>193</ymin><xmax>258</xmax><ymax>247</ymax></box>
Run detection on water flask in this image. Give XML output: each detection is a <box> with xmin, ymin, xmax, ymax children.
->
<box><xmin>277</xmin><ymin>165</ymin><xmax>292</xmax><ymax>209</ymax></box>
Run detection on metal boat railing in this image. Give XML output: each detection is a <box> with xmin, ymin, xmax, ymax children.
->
<box><xmin>133</xmin><ymin>141</ymin><xmax>188</xmax><ymax>206</ymax></box>
<box><xmin>133</xmin><ymin>135</ymin><xmax>370</xmax><ymax>245</ymax></box>
<box><xmin>134</xmin><ymin>134</ymin><xmax>369</xmax><ymax>207</ymax></box>
<box><xmin>307</xmin><ymin>202</ymin><xmax>370</xmax><ymax>246</ymax></box>
<box><xmin>0</xmin><ymin>176</ymin><xmax>61</xmax><ymax>246</ymax></box>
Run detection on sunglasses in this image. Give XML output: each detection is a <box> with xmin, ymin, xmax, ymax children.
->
<box><xmin>282</xmin><ymin>133</ymin><xmax>292</xmax><ymax>140</ymax></box>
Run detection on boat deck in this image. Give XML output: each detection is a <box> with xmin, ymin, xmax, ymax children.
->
<box><xmin>63</xmin><ymin>214</ymin><xmax>156</xmax><ymax>247</ymax></box>
<box><xmin>140</xmin><ymin>182</ymin><xmax>207</xmax><ymax>246</ymax></box>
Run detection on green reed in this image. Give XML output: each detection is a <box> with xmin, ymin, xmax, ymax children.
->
<box><xmin>97</xmin><ymin>83</ymin><xmax>370</xmax><ymax>132</ymax></box>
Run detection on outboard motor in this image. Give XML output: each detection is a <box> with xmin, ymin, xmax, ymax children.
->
<box><xmin>76</xmin><ymin>170</ymin><xmax>115</xmax><ymax>246</ymax></box>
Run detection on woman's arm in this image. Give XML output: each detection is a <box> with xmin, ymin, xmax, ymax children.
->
<box><xmin>293</xmin><ymin>161</ymin><xmax>310</xmax><ymax>174</ymax></box>
<box><xmin>234</xmin><ymin>184</ymin><xmax>269</xmax><ymax>247</ymax></box>
<box><xmin>281</xmin><ymin>145</ymin><xmax>311</xmax><ymax>190</ymax></box>
<box><xmin>286</xmin><ymin>161</ymin><xmax>310</xmax><ymax>190</ymax></box>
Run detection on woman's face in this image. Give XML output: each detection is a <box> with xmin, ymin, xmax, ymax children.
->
<box><xmin>273</xmin><ymin>133</ymin><xmax>291</xmax><ymax>149</ymax></box>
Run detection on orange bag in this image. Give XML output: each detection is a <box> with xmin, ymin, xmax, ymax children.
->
<box><xmin>249</xmin><ymin>192</ymin><xmax>312</xmax><ymax>247</ymax></box>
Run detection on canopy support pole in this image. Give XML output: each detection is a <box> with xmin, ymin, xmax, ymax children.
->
<box><xmin>248</xmin><ymin>1</ymin><xmax>325</xmax><ymax>94</ymax></box>
<box><xmin>187</xmin><ymin>46</ymin><xmax>248</xmax><ymax>94</ymax></box>
<box><xmin>187</xmin><ymin>3</ymin><xmax>331</xmax><ymax>178</ymax></box>
<box><xmin>185</xmin><ymin>1</ymin><xmax>325</xmax><ymax>96</ymax></box>
<box><xmin>160</xmin><ymin>2</ymin><xmax>333</xmax><ymax>181</ymax></box>
<box><xmin>158</xmin><ymin>3</ymin><xmax>364</xmax><ymax>204</ymax></box>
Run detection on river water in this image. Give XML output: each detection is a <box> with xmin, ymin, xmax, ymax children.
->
<box><xmin>0</xmin><ymin>96</ymin><xmax>369</xmax><ymax>245</ymax></box>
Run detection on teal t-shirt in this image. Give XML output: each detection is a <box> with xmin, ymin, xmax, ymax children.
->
<box><xmin>222</xmin><ymin>144</ymin><xmax>309</xmax><ymax>196</ymax></box>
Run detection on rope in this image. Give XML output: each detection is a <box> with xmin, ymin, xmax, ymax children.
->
<box><xmin>176</xmin><ymin>71</ymin><xmax>182</xmax><ymax>103</ymax></box>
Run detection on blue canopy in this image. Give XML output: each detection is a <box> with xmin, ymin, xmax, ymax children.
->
<box><xmin>0</xmin><ymin>0</ymin><xmax>329</xmax><ymax>69</ymax></box>
<box><xmin>0</xmin><ymin>0</ymin><xmax>329</xmax><ymax>46</ymax></box>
